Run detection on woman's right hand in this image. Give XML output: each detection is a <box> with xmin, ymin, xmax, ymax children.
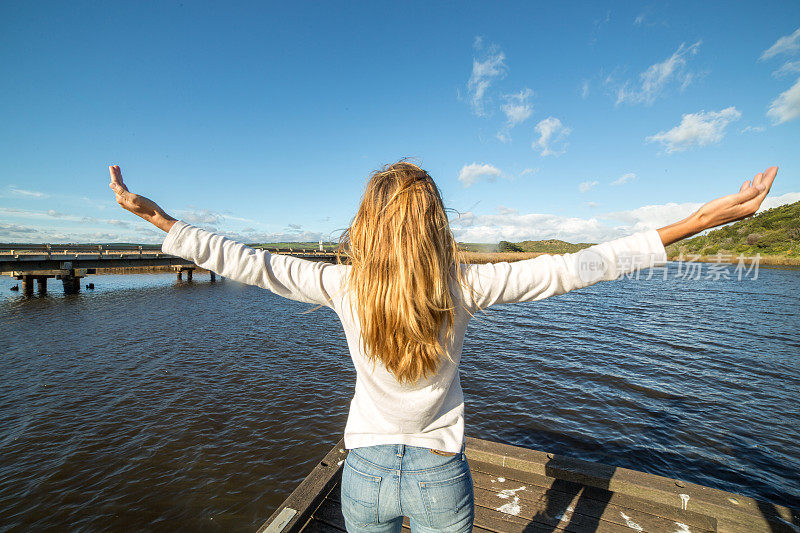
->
<box><xmin>692</xmin><ymin>166</ymin><xmax>778</xmax><ymax>230</ymax></box>
<box><xmin>658</xmin><ymin>166</ymin><xmax>778</xmax><ymax>246</ymax></box>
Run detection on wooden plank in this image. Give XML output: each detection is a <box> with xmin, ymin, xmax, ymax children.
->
<box><xmin>469</xmin><ymin>457</ymin><xmax>716</xmax><ymax>532</ymax></box>
<box><xmin>325</xmin><ymin>476</ymin><xmax>631</xmax><ymax>533</ymax></box>
<box><xmin>294</xmin><ymin>518</ymin><xmax>345</xmax><ymax>533</ymax></box>
<box><xmin>473</xmin><ymin>483</ymin><xmax>705</xmax><ymax>533</ymax></box>
<box><xmin>257</xmin><ymin>437</ymin><xmax>347</xmax><ymax>533</ymax></box>
<box><xmin>318</xmin><ymin>492</ymin><xmax>570</xmax><ymax>533</ymax></box>
<box><xmin>466</xmin><ymin>436</ymin><xmax>799</xmax><ymax>532</ymax></box>
<box><xmin>263</xmin><ymin>508</ymin><xmax>298</xmax><ymax>533</ymax></box>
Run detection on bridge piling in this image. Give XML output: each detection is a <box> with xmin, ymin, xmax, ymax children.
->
<box><xmin>22</xmin><ymin>275</ymin><xmax>33</xmax><ymax>296</ymax></box>
<box><xmin>61</xmin><ymin>276</ymin><xmax>81</xmax><ymax>294</ymax></box>
<box><xmin>36</xmin><ymin>277</ymin><xmax>47</xmax><ymax>294</ymax></box>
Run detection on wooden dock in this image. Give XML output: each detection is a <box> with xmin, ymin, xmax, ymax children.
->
<box><xmin>258</xmin><ymin>436</ymin><xmax>799</xmax><ymax>533</ymax></box>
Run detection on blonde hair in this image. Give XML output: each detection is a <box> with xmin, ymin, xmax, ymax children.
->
<box><xmin>338</xmin><ymin>161</ymin><xmax>466</xmax><ymax>384</ymax></box>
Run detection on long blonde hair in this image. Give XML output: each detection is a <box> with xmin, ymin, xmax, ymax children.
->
<box><xmin>338</xmin><ymin>161</ymin><xmax>466</xmax><ymax>384</ymax></box>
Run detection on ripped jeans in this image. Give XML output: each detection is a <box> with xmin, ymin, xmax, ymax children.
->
<box><xmin>340</xmin><ymin>443</ymin><xmax>474</xmax><ymax>533</ymax></box>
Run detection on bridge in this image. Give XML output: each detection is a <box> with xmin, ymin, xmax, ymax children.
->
<box><xmin>0</xmin><ymin>244</ymin><xmax>338</xmax><ymax>296</ymax></box>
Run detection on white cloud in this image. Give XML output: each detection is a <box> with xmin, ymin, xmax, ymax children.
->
<box><xmin>646</xmin><ymin>106</ymin><xmax>741</xmax><ymax>153</ymax></box>
<box><xmin>0</xmin><ymin>205</ymin><xmax>329</xmax><ymax>245</ymax></box>
<box><xmin>579</xmin><ymin>180</ymin><xmax>599</xmax><ymax>193</ymax></box>
<box><xmin>9</xmin><ymin>186</ymin><xmax>47</xmax><ymax>198</ymax></box>
<box><xmin>457</xmin><ymin>163</ymin><xmax>503</xmax><ymax>187</ymax></box>
<box><xmin>760</xmin><ymin>28</ymin><xmax>800</xmax><ymax>61</ymax></box>
<box><xmin>496</xmin><ymin>205</ymin><xmax>518</xmax><ymax>216</ymax></box>
<box><xmin>467</xmin><ymin>37</ymin><xmax>507</xmax><ymax>116</ymax></box>
<box><xmin>451</xmin><ymin>211</ymin><xmax>613</xmax><ymax>243</ymax></box>
<box><xmin>740</xmin><ymin>125</ymin><xmax>766</xmax><ymax>134</ymax></box>
<box><xmin>615</xmin><ymin>41</ymin><xmax>701</xmax><ymax>105</ymax></box>
<box><xmin>533</xmin><ymin>117</ymin><xmax>571</xmax><ymax>156</ymax></box>
<box><xmin>773</xmin><ymin>60</ymin><xmax>800</xmax><ymax>78</ymax></box>
<box><xmin>227</xmin><ymin>229</ymin><xmax>324</xmax><ymax>244</ymax></box>
<box><xmin>603</xmin><ymin>202</ymin><xmax>702</xmax><ymax>233</ymax></box>
<box><xmin>611</xmin><ymin>172</ymin><xmax>636</xmax><ymax>186</ymax></box>
<box><xmin>0</xmin><ymin>222</ymin><xmax>39</xmax><ymax>238</ymax></box>
<box><xmin>519</xmin><ymin>167</ymin><xmax>539</xmax><ymax>178</ymax></box>
<box><xmin>767</xmin><ymin>77</ymin><xmax>800</xmax><ymax>125</ymax></box>
<box><xmin>179</xmin><ymin>208</ymin><xmax>223</xmax><ymax>226</ymax></box>
<box><xmin>584</xmin><ymin>201</ymin><xmax>599</xmax><ymax>208</ymax></box>
<box><xmin>634</xmin><ymin>14</ymin><xmax>645</xmax><ymax>26</ymax></box>
<box><xmin>497</xmin><ymin>88</ymin><xmax>533</xmax><ymax>142</ymax></box>
<box><xmin>452</xmin><ymin>211</ymin><xmax>476</xmax><ymax>227</ymax></box>
<box><xmin>759</xmin><ymin>191</ymin><xmax>800</xmax><ymax>212</ymax></box>
<box><xmin>581</xmin><ymin>80</ymin><xmax>590</xmax><ymax>99</ymax></box>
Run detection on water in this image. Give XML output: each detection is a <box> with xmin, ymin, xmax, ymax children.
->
<box><xmin>0</xmin><ymin>265</ymin><xmax>798</xmax><ymax>531</ymax></box>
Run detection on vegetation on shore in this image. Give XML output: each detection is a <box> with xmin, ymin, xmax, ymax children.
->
<box><xmin>501</xmin><ymin>239</ymin><xmax>593</xmax><ymax>254</ymax></box>
<box><xmin>251</xmin><ymin>242</ymin><xmax>338</xmax><ymax>252</ymax></box>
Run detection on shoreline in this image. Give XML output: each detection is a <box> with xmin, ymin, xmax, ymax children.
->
<box><xmin>86</xmin><ymin>254</ymin><xmax>800</xmax><ymax>275</ymax></box>
<box><xmin>461</xmin><ymin>251</ymin><xmax>800</xmax><ymax>267</ymax></box>
<box><xmin>91</xmin><ymin>266</ymin><xmax>211</xmax><ymax>275</ymax></box>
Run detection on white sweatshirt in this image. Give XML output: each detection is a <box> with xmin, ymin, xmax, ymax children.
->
<box><xmin>162</xmin><ymin>221</ymin><xmax>667</xmax><ymax>453</ymax></box>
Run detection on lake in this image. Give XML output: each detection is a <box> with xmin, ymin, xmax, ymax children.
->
<box><xmin>0</xmin><ymin>262</ymin><xmax>798</xmax><ymax>531</ymax></box>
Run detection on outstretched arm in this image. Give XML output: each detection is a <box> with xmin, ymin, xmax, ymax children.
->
<box><xmin>107</xmin><ymin>164</ymin><xmax>344</xmax><ymax>307</ymax></box>
<box><xmin>656</xmin><ymin>166</ymin><xmax>778</xmax><ymax>246</ymax></box>
<box><xmin>464</xmin><ymin>166</ymin><xmax>779</xmax><ymax>310</ymax></box>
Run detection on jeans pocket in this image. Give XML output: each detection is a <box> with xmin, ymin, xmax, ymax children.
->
<box><xmin>341</xmin><ymin>456</ymin><xmax>381</xmax><ymax>527</ymax></box>
<box><xmin>418</xmin><ymin>466</ymin><xmax>474</xmax><ymax>530</ymax></box>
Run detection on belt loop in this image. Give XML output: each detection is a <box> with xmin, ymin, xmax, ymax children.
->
<box><xmin>396</xmin><ymin>444</ymin><xmax>404</xmax><ymax>457</ymax></box>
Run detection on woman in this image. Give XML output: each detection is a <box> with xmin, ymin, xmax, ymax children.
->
<box><xmin>109</xmin><ymin>162</ymin><xmax>777</xmax><ymax>532</ymax></box>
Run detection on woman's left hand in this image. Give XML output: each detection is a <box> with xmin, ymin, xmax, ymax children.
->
<box><xmin>108</xmin><ymin>165</ymin><xmax>176</xmax><ymax>232</ymax></box>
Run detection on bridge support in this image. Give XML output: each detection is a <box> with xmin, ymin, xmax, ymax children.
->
<box><xmin>176</xmin><ymin>266</ymin><xmax>194</xmax><ymax>281</ymax></box>
<box><xmin>16</xmin><ymin>274</ymin><xmax>55</xmax><ymax>296</ymax></box>
<box><xmin>22</xmin><ymin>275</ymin><xmax>33</xmax><ymax>296</ymax></box>
<box><xmin>210</xmin><ymin>271</ymin><xmax>216</xmax><ymax>282</ymax></box>
<box><xmin>61</xmin><ymin>275</ymin><xmax>81</xmax><ymax>294</ymax></box>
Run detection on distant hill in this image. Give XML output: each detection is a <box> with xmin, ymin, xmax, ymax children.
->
<box><xmin>251</xmin><ymin>242</ymin><xmax>338</xmax><ymax>251</ymax></box>
<box><xmin>508</xmin><ymin>239</ymin><xmax>595</xmax><ymax>253</ymax></box>
<box><xmin>666</xmin><ymin>201</ymin><xmax>800</xmax><ymax>257</ymax></box>
<box><xmin>459</xmin><ymin>239</ymin><xmax>594</xmax><ymax>254</ymax></box>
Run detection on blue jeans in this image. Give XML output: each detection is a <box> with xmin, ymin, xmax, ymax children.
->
<box><xmin>340</xmin><ymin>443</ymin><xmax>474</xmax><ymax>532</ymax></box>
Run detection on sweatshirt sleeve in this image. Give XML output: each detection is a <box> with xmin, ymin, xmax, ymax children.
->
<box><xmin>161</xmin><ymin>220</ymin><xmax>346</xmax><ymax>308</ymax></box>
<box><xmin>461</xmin><ymin>229</ymin><xmax>667</xmax><ymax>311</ymax></box>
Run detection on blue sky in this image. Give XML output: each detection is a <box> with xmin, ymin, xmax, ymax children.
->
<box><xmin>1</xmin><ymin>1</ymin><xmax>799</xmax><ymax>244</ymax></box>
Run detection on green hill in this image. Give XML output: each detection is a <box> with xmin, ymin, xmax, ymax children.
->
<box><xmin>458</xmin><ymin>239</ymin><xmax>594</xmax><ymax>253</ymax></box>
<box><xmin>510</xmin><ymin>239</ymin><xmax>594</xmax><ymax>253</ymax></box>
<box><xmin>666</xmin><ymin>201</ymin><xmax>800</xmax><ymax>257</ymax></box>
